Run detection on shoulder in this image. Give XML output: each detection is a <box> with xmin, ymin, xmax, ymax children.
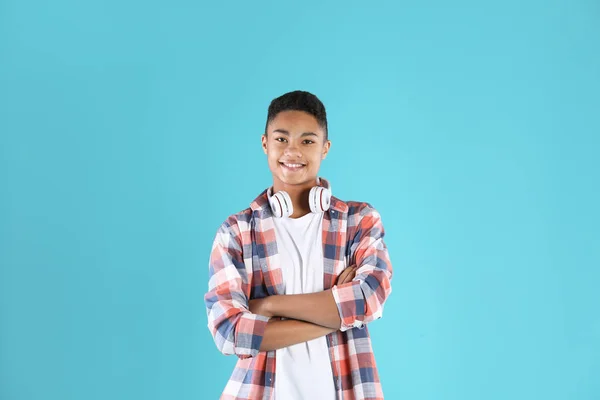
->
<box><xmin>336</xmin><ymin>198</ymin><xmax>380</xmax><ymax>218</ymax></box>
<box><xmin>344</xmin><ymin>200</ymin><xmax>376</xmax><ymax>215</ymax></box>
<box><xmin>216</xmin><ymin>207</ymin><xmax>254</xmax><ymax>236</ymax></box>
<box><xmin>336</xmin><ymin>199</ymin><xmax>384</xmax><ymax>233</ymax></box>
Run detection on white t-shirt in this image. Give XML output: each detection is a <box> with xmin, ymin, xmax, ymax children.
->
<box><xmin>272</xmin><ymin>210</ymin><xmax>337</xmax><ymax>400</ymax></box>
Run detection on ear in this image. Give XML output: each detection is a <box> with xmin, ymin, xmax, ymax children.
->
<box><xmin>261</xmin><ymin>134</ymin><xmax>268</xmax><ymax>154</ymax></box>
<box><xmin>321</xmin><ymin>139</ymin><xmax>331</xmax><ymax>160</ymax></box>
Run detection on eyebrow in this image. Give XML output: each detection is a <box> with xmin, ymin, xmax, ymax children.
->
<box><xmin>272</xmin><ymin>129</ymin><xmax>318</xmax><ymax>137</ymax></box>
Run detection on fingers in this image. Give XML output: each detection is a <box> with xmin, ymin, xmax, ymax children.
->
<box><xmin>345</xmin><ymin>266</ymin><xmax>357</xmax><ymax>284</ymax></box>
<box><xmin>338</xmin><ymin>267</ymin><xmax>353</xmax><ymax>283</ymax></box>
<box><xmin>336</xmin><ymin>265</ymin><xmax>358</xmax><ymax>285</ymax></box>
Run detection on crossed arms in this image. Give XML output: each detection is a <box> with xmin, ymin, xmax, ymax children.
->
<box><xmin>248</xmin><ymin>267</ymin><xmax>357</xmax><ymax>352</ymax></box>
<box><xmin>204</xmin><ymin>205</ymin><xmax>393</xmax><ymax>359</ymax></box>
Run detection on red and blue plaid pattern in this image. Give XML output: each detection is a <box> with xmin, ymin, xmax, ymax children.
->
<box><xmin>204</xmin><ymin>187</ymin><xmax>393</xmax><ymax>399</ymax></box>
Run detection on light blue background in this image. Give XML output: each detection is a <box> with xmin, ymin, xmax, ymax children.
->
<box><xmin>1</xmin><ymin>1</ymin><xmax>599</xmax><ymax>399</ymax></box>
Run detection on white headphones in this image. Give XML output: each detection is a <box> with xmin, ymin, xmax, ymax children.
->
<box><xmin>268</xmin><ymin>177</ymin><xmax>332</xmax><ymax>218</ymax></box>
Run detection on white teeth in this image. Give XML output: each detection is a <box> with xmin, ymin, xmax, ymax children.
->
<box><xmin>283</xmin><ymin>163</ymin><xmax>304</xmax><ymax>168</ymax></box>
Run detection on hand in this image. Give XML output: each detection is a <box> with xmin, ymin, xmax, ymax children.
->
<box><xmin>249</xmin><ymin>297</ymin><xmax>274</xmax><ymax>318</ymax></box>
<box><xmin>335</xmin><ymin>264</ymin><xmax>357</xmax><ymax>286</ymax></box>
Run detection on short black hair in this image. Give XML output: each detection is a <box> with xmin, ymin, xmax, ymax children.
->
<box><xmin>265</xmin><ymin>90</ymin><xmax>328</xmax><ymax>140</ymax></box>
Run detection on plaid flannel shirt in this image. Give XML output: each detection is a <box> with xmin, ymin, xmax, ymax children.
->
<box><xmin>204</xmin><ymin>187</ymin><xmax>393</xmax><ymax>400</ymax></box>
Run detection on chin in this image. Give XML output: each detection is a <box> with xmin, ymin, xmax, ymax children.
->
<box><xmin>279</xmin><ymin>176</ymin><xmax>302</xmax><ymax>185</ymax></box>
<box><xmin>279</xmin><ymin>174</ymin><xmax>317</xmax><ymax>187</ymax></box>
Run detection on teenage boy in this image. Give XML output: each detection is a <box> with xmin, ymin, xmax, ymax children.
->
<box><xmin>205</xmin><ymin>91</ymin><xmax>393</xmax><ymax>399</ymax></box>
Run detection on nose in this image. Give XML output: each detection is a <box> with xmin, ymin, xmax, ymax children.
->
<box><xmin>284</xmin><ymin>143</ymin><xmax>302</xmax><ymax>158</ymax></box>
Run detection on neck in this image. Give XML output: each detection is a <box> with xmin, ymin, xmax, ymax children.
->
<box><xmin>272</xmin><ymin>177</ymin><xmax>318</xmax><ymax>218</ymax></box>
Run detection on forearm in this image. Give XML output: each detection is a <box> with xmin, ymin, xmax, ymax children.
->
<box><xmin>268</xmin><ymin>289</ymin><xmax>342</xmax><ymax>329</ymax></box>
<box><xmin>259</xmin><ymin>318</ymin><xmax>336</xmax><ymax>352</ymax></box>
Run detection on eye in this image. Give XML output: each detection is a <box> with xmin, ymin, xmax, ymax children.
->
<box><xmin>275</xmin><ymin>137</ymin><xmax>287</xmax><ymax>143</ymax></box>
<box><xmin>303</xmin><ymin>139</ymin><xmax>315</xmax><ymax>144</ymax></box>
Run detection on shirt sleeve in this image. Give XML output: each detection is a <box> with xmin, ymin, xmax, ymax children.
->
<box><xmin>204</xmin><ymin>221</ymin><xmax>270</xmax><ymax>358</ymax></box>
<box><xmin>330</xmin><ymin>204</ymin><xmax>393</xmax><ymax>332</ymax></box>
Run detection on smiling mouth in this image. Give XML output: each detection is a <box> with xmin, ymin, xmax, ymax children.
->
<box><xmin>279</xmin><ymin>162</ymin><xmax>306</xmax><ymax>171</ymax></box>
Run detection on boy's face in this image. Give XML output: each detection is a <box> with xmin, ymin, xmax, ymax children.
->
<box><xmin>262</xmin><ymin>110</ymin><xmax>331</xmax><ymax>189</ymax></box>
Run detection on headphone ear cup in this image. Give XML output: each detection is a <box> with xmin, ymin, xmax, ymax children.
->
<box><xmin>270</xmin><ymin>191</ymin><xmax>293</xmax><ymax>218</ymax></box>
<box><xmin>309</xmin><ymin>186</ymin><xmax>331</xmax><ymax>213</ymax></box>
